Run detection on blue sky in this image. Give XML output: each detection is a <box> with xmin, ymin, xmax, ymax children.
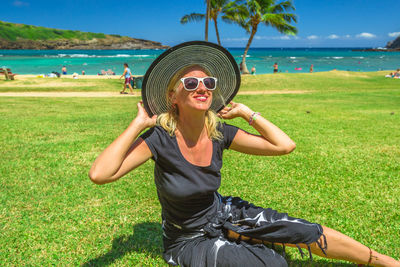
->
<box><xmin>1</xmin><ymin>0</ymin><xmax>399</xmax><ymax>48</ymax></box>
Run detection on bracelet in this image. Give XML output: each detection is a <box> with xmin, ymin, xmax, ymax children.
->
<box><xmin>248</xmin><ymin>112</ymin><xmax>260</xmax><ymax>125</ymax></box>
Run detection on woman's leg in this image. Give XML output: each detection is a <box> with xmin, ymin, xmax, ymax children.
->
<box><xmin>128</xmin><ymin>82</ymin><xmax>134</xmax><ymax>94</ymax></box>
<box><xmin>295</xmin><ymin>226</ymin><xmax>400</xmax><ymax>267</ymax></box>
<box><xmin>121</xmin><ymin>83</ymin><xmax>127</xmax><ymax>93</ymax></box>
<box><xmin>228</xmin><ymin>227</ymin><xmax>399</xmax><ymax>267</ymax></box>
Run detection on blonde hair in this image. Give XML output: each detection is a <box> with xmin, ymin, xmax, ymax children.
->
<box><xmin>157</xmin><ymin>64</ymin><xmax>223</xmax><ymax>140</ymax></box>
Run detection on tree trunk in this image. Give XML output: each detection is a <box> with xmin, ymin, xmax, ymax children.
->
<box><xmin>205</xmin><ymin>0</ymin><xmax>210</xmax><ymax>41</ymax></box>
<box><xmin>241</xmin><ymin>27</ymin><xmax>257</xmax><ymax>74</ymax></box>
<box><xmin>213</xmin><ymin>17</ymin><xmax>221</xmax><ymax>46</ymax></box>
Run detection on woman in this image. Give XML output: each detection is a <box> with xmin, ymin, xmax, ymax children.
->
<box><xmin>89</xmin><ymin>42</ymin><xmax>399</xmax><ymax>266</ymax></box>
<box><xmin>119</xmin><ymin>63</ymin><xmax>134</xmax><ymax>94</ymax></box>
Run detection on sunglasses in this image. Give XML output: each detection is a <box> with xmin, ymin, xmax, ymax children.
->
<box><xmin>180</xmin><ymin>77</ymin><xmax>218</xmax><ymax>91</ymax></box>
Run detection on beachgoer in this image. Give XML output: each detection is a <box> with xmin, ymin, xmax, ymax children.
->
<box><xmin>89</xmin><ymin>41</ymin><xmax>400</xmax><ymax>267</ymax></box>
<box><xmin>251</xmin><ymin>66</ymin><xmax>256</xmax><ymax>75</ymax></box>
<box><xmin>119</xmin><ymin>63</ymin><xmax>134</xmax><ymax>94</ymax></box>
<box><xmin>61</xmin><ymin>66</ymin><xmax>67</xmax><ymax>75</ymax></box>
<box><xmin>273</xmin><ymin>62</ymin><xmax>278</xmax><ymax>73</ymax></box>
<box><xmin>310</xmin><ymin>64</ymin><xmax>314</xmax><ymax>73</ymax></box>
<box><xmin>394</xmin><ymin>69</ymin><xmax>400</xmax><ymax>78</ymax></box>
<box><xmin>82</xmin><ymin>70</ymin><xmax>85</xmax><ymax>75</ymax></box>
<box><xmin>385</xmin><ymin>72</ymin><xmax>394</xmax><ymax>78</ymax></box>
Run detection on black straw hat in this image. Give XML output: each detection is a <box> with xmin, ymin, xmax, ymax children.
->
<box><xmin>141</xmin><ymin>41</ymin><xmax>241</xmax><ymax>116</ymax></box>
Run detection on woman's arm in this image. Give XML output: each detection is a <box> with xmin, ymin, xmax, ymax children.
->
<box><xmin>119</xmin><ymin>68</ymin><xmax>127</xmax><ymax>79</ymax></box>
<box><xmin>218</xmin><ymin>102</ymin><xmax>296</xmax><ymax>156</ymax></box>
<box><xmin>89</xmin><ymin>101</ymin><xmax>157</xmax><ymax>184</ymax></box>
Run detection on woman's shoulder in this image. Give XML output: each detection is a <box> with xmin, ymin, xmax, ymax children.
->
<box><xmin>141</xmin><ymin>125</ymin><xmax>168</xmax><ymax>138</ymax></box>
<box><xmin>218</xmin><ymin>122</ymin><xmax>240</xmax><ymax>132</ymax></box>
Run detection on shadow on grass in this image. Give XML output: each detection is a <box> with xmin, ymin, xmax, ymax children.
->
<box><xmin>82</xmin><ymin>222</ymin><xmax>356</xmax><ymax>267</ymax></box>
<box><xmin>82</xmin><ymin>222</ymin><xmax>163</xmax><ymax>266</ymax></box>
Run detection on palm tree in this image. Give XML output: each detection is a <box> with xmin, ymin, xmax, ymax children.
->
<box><xmin>226</xmin><ymin>0</ymin><xmax>297</xmax><ymax>74</ymax></box>
<box><xmin>205</xmin><ymin>0</ymin><xmax>210</xmax><ymax>41</ymax></box>
<box><xmin>180</xmin><ymin>0</ymin><xmax>235</xmax><ymax>45</ymax></box>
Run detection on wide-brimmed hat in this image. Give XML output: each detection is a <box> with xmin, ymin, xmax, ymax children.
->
<box><xmin>141</xmin><ymin>41</ymin><xmax>241</xmax><ymax>116</ymax></box>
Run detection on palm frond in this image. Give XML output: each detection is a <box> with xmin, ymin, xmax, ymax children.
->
<box><xmin>272</xmin><ymin>0</ymin><xmax>295</xmax><ymax>12</ymax></box>
<box><xmin>180</xmin><ymin>13</ymin><xmax>206</xmax><ymax>24</ymax></box>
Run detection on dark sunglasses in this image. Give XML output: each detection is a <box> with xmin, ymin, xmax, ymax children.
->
<box><xmin>180</xmin><ymin>77</ymin><xmax>218</xmax><ymax>91</ymax></box>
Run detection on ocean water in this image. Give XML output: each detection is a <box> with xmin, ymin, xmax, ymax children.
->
<box><xmin>0</xmin><ymin>48</ymin><xmax>399</xmax><ymax>75</ymax></box>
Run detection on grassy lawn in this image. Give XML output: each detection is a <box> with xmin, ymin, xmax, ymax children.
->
<box><xmin>1</xmin><ymin>73</ymin><xmax>399</xmax><ymax>265</ymax></box>
<box><xmin>0</xmin><ymin>76</ymin><xmax>123</xmax><ymax>92</ymax></box>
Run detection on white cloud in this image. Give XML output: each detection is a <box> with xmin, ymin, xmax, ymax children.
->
<box><xmin>223</xmin><ymin>37</ymin><xmax>248</xmax><ymax>42</ymax></box>
<box><xmin>344</xmin><ymin>35</ymin><xmax>351</xmax><ymax>38</ymax></box>
<box><xmin>278</xmin><ymin>36</ymin><xmax>290</xmax><ymax>40</ymax></box>
<box><xmin>13</xmin><ymin>0</ymin><xmax>29</xmax><ymax>6</ymax></box>
<box><xmin>225</xmin><ymin>35</ymin><xmax>298</xmax><ymax>42</ymax></box>
<box><xmin>307</xmin><ymin>35</ymin><xmax>318</xmax><ymax>40</ymax></box>
<box><xmin>388</xmin><ymin>32</ymin><xmax>400</xmax><ymax>38</ymax></box>
<box><xmin>356</xmin><ymin>32</ymin><xmax>376</xmax><ymax>38</ymax></box>
<box><xmin>327</xmin><ymin>34</ymin><xmax>339</xmax><ymax>39</ymax></box>
<box><xmin>254</xmin><ymin>36</ymin><xmax>265</xmax><ymax>40</ymax></box>
<box><xmin>253</xmin><ymin>35</ymin><xmax>292</xmax><ymax>40</ymax></box>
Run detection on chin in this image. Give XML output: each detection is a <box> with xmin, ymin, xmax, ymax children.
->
<box><xmin>193</xmin><ymin>103</ymin><xmax>212</xmax><ymax>111</ymax></box>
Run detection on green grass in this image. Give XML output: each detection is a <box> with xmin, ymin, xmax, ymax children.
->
<box><xmin>0</xmin><ymin>20</ymin><xmax>107</xmax><ymax>41</ymax></box>
<box><xmin>0</xmin><ymin>77</ymin><xmax>122</xmax><ymax>92</ymax></box>
<box><xmin>1</xmin><ymin>74</ymin><xmax>400</xmax><ymax>265</ymax></box>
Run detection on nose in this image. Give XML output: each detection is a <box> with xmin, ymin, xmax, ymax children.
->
<box><xmin>196</xmin><ymin>80</ymin><xmax>207</xmax><ymax>92</ymax></box>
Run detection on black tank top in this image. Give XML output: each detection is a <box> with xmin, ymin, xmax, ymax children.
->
<box><xmin>140</xmin><ymin>123</ymin><xmax>239</xmax><ymax>229</ymax></box>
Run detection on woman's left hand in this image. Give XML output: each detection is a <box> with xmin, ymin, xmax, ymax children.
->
<box><xmin>218</xmin><ymin>101</ymin><xmax>252</xmax><ymax>120</ymax></box>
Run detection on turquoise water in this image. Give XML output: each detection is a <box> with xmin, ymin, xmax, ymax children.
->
<box><xmin>1</xmin><ymin>48</ymin><xmax>399</xmax><ymax>75</ymax></box>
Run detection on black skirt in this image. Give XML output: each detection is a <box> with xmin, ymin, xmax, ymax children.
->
<box><xmin>161</xmin><ymin>193</ymin><xmax>326</xmax><ymax>267</ymax></box>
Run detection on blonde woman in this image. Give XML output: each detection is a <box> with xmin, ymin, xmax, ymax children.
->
<box><xmin>89</xmin><ymin>42</ymin><xmax>399</xmax><ymax>266</ymax></box>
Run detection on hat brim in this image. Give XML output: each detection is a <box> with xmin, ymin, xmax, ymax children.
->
<box><xmin>142</xmin><ymin>41</ymin><xmax>241</xmax><ymax>117</ymax></box>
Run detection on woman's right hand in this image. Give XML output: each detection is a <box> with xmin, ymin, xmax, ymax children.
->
<box><xmin>89</xmin><ymin>100</ymin><xmax>155</xmax><ymax>184</ymax></box>
<box><xmin>135</xmin><ymin>101</ymin><xmax>157</xmax><ymax>129</ymax></box>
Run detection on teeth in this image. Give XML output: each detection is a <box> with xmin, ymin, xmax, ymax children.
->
<box><xmin>196</xmin><ymin>96</ymin><xmax>206</xmax><ymax>100</ymax></box>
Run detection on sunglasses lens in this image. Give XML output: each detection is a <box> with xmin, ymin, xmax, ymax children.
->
<box><xmin>203</xmin><ymin>77</ymin><xmax>216</xmax><ymax>90</ymax></box>
<box><xmin>184</xmin><ymin>78</ymin><xmax>198</xmax><ymax>90</ymax></box>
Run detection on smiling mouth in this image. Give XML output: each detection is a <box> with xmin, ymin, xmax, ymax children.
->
<box><xmin>194</xmin><ymin>96</ymin><xmax>208</xmax><ymax>102</ymax></box>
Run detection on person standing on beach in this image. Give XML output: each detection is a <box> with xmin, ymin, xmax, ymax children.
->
<box><xmin>310</xmin><ymin>64</ymin><xmax>314</xmax><ymax>73</ymax></box>
<box><xmin>61</xmin><ymin>66</ymin><xmax>67</xmax><ymax>75</ymax></box>
<box><xmin>273</xmin><ymin>62</ymin><xmax>278</xmax><ymax>73</ymax></box>
<box><xmin>119</xmin><ymin>63</ymin><xmax>134</xmax><ymax>94</ymax></box>
<box><xmin>251</xmin><ymin>66</ymin><xmax>256</xmax><ymax>75</ymax></box>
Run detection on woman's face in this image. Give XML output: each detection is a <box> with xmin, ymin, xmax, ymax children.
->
<box><xmin>172</xmin><ymin>68</ymin><xmax>213</xmax><ymax>114</ymax></box>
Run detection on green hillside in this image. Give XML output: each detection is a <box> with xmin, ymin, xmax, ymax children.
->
<box><xmin>0</xmin><ymin>21</ymin><xmax>112</xmax><ymax>41</ymax></box>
